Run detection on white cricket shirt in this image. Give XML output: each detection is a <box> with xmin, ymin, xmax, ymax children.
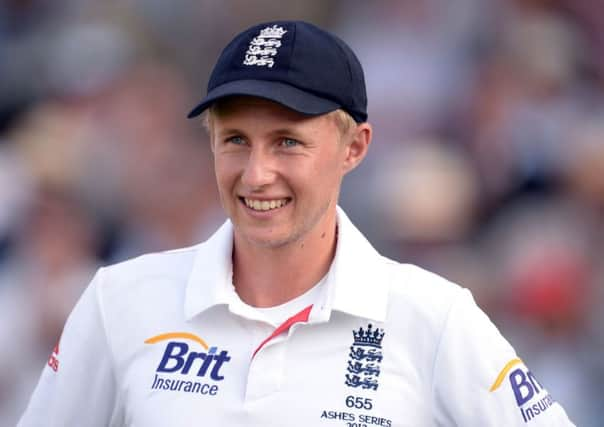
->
<box><xmin>18</xmin><ymin>208</ymin><xmax>575</xmax><ymax>426</ymax></box>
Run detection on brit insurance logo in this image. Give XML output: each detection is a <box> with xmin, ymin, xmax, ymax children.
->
<box><xmin>490</xmin><ymin>358</ymin><xmax>557</xmax><ymax>423</ymax></box>
<box><xmin>345</xmin><ymin>324</ymin><xmax>385</xmax><ymax>391</ymax></box>
<box><xmin>145</xmin><ymin>332</ymin><xmax>231</xmax><ymax>396</ymax></box>
<box><xmin>243</xmin><ymin>25</ymin><xmax>287</xmax><ymax>68</ymax></box>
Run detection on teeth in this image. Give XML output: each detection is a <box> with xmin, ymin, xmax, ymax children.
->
<box><xmin>244</xmin><ymin>198</ymin><xmax>289</xmax><ymax>211</ymax></box>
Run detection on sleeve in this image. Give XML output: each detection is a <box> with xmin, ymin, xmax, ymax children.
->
<box><xmin>17</xmin><ymin>268</ymin><xmax>124</xmax><ymax>427</ymax></box>
<box><xmin>431</xmin><ymin>288</ymin><xmax>576</xmax><ymax>426</ymax></box>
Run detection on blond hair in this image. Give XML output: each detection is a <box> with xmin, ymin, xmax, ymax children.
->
<box><xmin>326</xmin><ymin>109</ymin><xmax>357</xmax><ymax>142</ymax></box>
<box><xmin>202</xmin><ymin>100</ymin><xmax>357</xmax><ymax>141</ymax></box>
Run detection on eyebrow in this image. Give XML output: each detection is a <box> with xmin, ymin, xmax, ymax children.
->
<box><xmin>215</xmin><ymin>126</ymin><xmax>245</xmax><ymax>136</ymax></box>
<box><xmin>267</xmin><ymin>127</ymin><xmax>306</xmax><ymax>139</ymax></box>
<box><xmin>215</xmin><ymin>125</ymin><xmax>307</xmax><ymax>140</ymax></box>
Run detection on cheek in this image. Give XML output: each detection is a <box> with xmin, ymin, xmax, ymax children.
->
<box><xmin>298</xmin><ymin>159</ymin><xmax>343</xmax><ymax>200</ymax></box>
<box><xmin>214</xmin><ymin>153</ymin><xmax>238</xmax><ymax>179</ymax></box>
<box><xmin>315</xmin><ymin>152</ymin><xmax>345</xmax><ymax>183</ymax></box>
<box><xmin>213</xmin><ymin>159</ymin><xmax>235</xmax><ymax>195</ymax></box>
<box><xmin>213</xmin><ymin>169</ymin><xmax>235</xmax><ymax>213</ymax></box>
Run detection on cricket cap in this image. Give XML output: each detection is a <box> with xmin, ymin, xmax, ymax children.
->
<box><xmin>187</xmin><ymin>20</ymin><xmax>367</xmax><ymax>123</ymax></box>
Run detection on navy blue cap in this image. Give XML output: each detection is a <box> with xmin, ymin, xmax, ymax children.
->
<box><xmin>187</xmin><ymin>21</ymin><xmax>368</xmax><ymax>123</ymax></box>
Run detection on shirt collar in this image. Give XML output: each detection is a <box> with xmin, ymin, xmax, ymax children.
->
<box><xmin>184</xmin><ymin>220</ymin><xmax>234</xmax><ymax>320</ymax></box>
<box><xmin>184</xmin><ymin>206</ymin><xmax>389</xmax><ymax>322</ymax></box>
<box><xmin>321</xmin><ymin>206</ymin><xmax>389</xmax><ymax>322</ymax></box>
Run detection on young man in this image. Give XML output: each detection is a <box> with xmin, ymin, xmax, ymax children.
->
<box><xmin>19</xmin><ymin>20</ymin><xmax>575</xmax><ymax>426</ymax></box>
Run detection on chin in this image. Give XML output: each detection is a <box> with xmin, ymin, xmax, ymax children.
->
<box><xmin>237</xmin><ymin>226</ymin><xmax>300</xmax><ymax>249</ymax></box>
<box><xmin>245</xmin><ymin>233</ymin><xmax>293</xmax><ymax>248</ymax></box>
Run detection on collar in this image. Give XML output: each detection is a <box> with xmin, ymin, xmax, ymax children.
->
<box><xmin>184</xmin><ymin>206</ymin><xmax>389</xmax><ymax>322</ymax></box>
<box><xmin>320</xmin><ymin>207</ymin><xmax>389</xmax><ymax>322</ymax></box>
<box><xmin>184</xmin><ymin>220</ymin><xmax>234</xmax><ymax>319</ymax></box>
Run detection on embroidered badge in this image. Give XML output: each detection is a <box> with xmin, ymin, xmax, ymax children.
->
<box><xmin>345</xmin><ymin>324</ymin><xmax>385</xmax><ymax>390</ymax></box>
<box><xmin>243</xmin><ymin>25</ymin><xmax>287</xmax><ymax>68</ymax></box>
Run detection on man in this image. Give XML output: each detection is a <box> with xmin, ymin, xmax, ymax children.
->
<box><xmin>19</xmin><ymin>20</ymin><xmax>575</xmax><ymax>426</ymax></box>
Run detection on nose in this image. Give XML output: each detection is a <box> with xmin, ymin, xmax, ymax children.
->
<box><xmin>240</xmin><ymin>146</ymin><xmax>276</xmax><ymax>189</ymax></box>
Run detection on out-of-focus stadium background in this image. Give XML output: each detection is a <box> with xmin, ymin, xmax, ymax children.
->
<box><xmin>1</xmin><ymin>0</ymin><xmax>603</xmax><ymax>425</ymax></box>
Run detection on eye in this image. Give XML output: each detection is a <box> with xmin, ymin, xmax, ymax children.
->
<box><xmin>280</xmin><ymin>138</ymin><xmax>300</xmax><ymax>148</ymax></box>
<box><xmin>226</xmin><ymin>135</ymin><xmax>246</xmax><ymax>145</ymax></box>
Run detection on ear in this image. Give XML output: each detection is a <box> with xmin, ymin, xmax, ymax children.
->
<box><xmin>342</xmin><ymin>122</ymin><xmax>372</xmax><ymax>174</ymax></box>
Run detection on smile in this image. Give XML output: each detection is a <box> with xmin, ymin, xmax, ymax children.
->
<box><xmin>241</xmin><ymin>197</ymin><xmax>291</xmax><ymax>211</ymax></box>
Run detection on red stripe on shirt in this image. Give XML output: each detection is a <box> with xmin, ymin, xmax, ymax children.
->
<box><xmin>252</xmin><ymin>304</ymin><xmax>313</xmax><ymax>358</ymax></box>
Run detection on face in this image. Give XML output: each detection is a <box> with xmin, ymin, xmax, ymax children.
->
<box><xmin>209</xmin><ymin>97</ymin><xmax>368</xmax><ymax>249</ymax></box>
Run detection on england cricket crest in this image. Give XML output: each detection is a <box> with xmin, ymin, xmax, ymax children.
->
<box><xmin>243</xmin><ymin>25</ymin><xmax>287</xmax><ymax>68</ymax></box>
<box><xmin>345</xmin><ymin>324</ymin><xmax>385</xmax><ymax>391</ymax></box>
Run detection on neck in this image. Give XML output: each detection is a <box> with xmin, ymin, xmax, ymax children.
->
<box><xmin>232</xmin><ymin>210</ymin><xmax>338</xmax><ymax>308</ymax></box>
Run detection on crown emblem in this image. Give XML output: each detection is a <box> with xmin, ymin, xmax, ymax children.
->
<box><xmin>258</xmin><ymin>25</ymin><xmax>287</xmax><ymax>39</ymax></box>
<box><xmin>243</xmin><ymin>25</ymin><xmax>288</xmax><ymax>68</ymax></box>
<box><xmin>352</xmin><ymin>324</ymin><xmax>385</xmax><ymax>348</ymax></box>
<box><xmin>346</xmin><ymin>323</ymin><xmax>385</xmax><ymax>390</ymax></box>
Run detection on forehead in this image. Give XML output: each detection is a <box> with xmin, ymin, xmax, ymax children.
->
<box><xmin>210</xmin><ymin>96</ymin><xmax>331</xmax><ymax>126</ymax></box>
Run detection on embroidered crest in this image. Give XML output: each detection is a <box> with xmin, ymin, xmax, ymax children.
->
<box><xmin>345</xmin><ymin>324</ymin><xmax>385</xmax><ymax>390</ymax></box>
<box><xmin>243</xmin><ymin>25</ymin><xmax>287</xmax><ymax>68</ymax></box>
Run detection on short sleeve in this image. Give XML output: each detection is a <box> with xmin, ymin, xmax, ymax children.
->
<box><xmin>431</xmin><ymin>288</ymin><xmax>575</xmax><ymax>426</ymax></box>
<box><xmin>17</xmin><ymin>268</ymin><xmax>123</xmax><ymax>427</ymax></box>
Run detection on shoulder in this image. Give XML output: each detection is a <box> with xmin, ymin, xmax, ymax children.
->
<box><xmin>380</xmin><ymin>258</ymin><xmax>465</xmax><ymax>321</ymax></box>
<box><xmin>100</xmin><ymin>244</ymin><xmax>200</xmax><ymax>286</ymax></box>
<box><xmin>92</xmin><ymin>244</ymin><xmax>202</xmax><ymax>314</ymax></box>
<box><xmin>373</xmin><ymin>259</ymin><xmax>470</xmax><ymax>361</ymax></box>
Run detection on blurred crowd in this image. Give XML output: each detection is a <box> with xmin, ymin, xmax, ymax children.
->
<box><xmin>1</xmin><ymin>0</ymin><xmax>603</xmax><ymax>425</ymax></box>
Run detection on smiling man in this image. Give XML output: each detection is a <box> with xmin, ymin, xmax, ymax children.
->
<box><xmin>208</xmin><ymin>97</ymin><xmax>370</xmax><ymax>307</ymax></box>
<box><xmin>19</xmin><ymin>20</ymin><xmax>575</xmax><ymax>426</ymax></box>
